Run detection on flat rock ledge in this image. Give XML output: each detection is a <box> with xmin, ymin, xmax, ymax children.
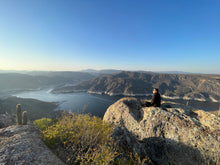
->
<box><xmin>0</xmin><ymin>125</ymin><xmax>65</xmax><ymax>165</ymax></box>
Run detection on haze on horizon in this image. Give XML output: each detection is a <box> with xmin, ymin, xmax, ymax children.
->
<box><xmin>0</xmin><ymin>0</ymin><xmax>220</xmax><ymax>74</ymax></box>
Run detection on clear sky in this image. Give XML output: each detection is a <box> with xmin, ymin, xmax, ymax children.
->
<box><xmin>0</xmin><ymin>0</ymin><xmax>219</xmax><ymax>74</ymax></box>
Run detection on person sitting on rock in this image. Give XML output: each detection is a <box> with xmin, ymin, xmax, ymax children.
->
<box><xmin>145</xmin><ymin>88</ymin><xmax>161</xmax><ymax>107</ymax></box>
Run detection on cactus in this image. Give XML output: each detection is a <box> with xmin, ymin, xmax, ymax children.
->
<box><xmin>22</xmin><ymin>111</ymin><xmax>28</xmax><ymax>125</ymax></box>
<box><xmin>16</xmin><ymin>104</ymin><xmax>22</xmax><ymax>125</ymax></box>
<box><xmin>186</xmin><ymin>100</ymin><xmax>189</xmax><ymax>106</ymax></box>
<box><xmin>218</xmin><ymin>104</ymin><xmax>220</xmax><ymax>117</ymax></box>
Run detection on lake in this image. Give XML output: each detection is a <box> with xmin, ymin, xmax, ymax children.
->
<box><xmin>12</xmin><ymin>89</ymin><xmax>219</xmax><ymax>117</ymax></box>
<box><xmin>12</xmin><ymin>89</ymin><xmax>124</xmax><ymax>117</ymax></box>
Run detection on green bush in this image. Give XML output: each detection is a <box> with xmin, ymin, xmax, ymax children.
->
<box><xmin>33</xmin><ymin>118</ymin><xmax>53</xmax><ymax>131</ymax></box>
<box><xmin>42</xmin><ymin>112</ymin><xmax>117</xmax><ymax>164</ymax></box>
<box><xmin>36</xmin><ymin>113</ymin><xmax>151</xmax><ymax>164</ymax></box>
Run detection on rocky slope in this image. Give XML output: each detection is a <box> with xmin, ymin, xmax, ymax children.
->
<box><xmin>0</xmin><ymin>113</ymin><xmax>15</xmax><ymax>128</ymax></box>
<box><xmin>52</xmin><ymin>71</ymin><xmax>220</xmax><ymax>102</ymax></box>
<box><xmin>103</xmin><ymin>97</ymin><xmax>220</xmax><ymax>165</ymax></box>
<box><xmin>0</xmin><ymin>125</ymin><xmax>65</xmax><ymax>165</ymax></box>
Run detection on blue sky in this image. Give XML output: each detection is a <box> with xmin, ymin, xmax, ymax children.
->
<box><xmin>0</xmin><ymin>0</ymin><xmax>219</xmax><ymax>73</ymax></box>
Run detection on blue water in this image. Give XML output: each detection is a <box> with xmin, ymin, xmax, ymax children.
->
<box><xmin>12</xmin><ymin>89</ymin><xmax>123</xmax><ymax>117</ymax></box>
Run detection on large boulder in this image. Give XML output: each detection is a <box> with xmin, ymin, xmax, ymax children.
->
<box><xmin>0</xmin><ymin>125</ymin><xmax>65</xmax><ymax>165</ymax></box>
<box><xmin>103</xmin><ymin>97</ymin><xmax>220</xmax><ymax>165</ymax></box>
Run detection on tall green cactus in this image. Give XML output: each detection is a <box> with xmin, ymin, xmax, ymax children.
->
<box><xmin>16</xmin><ymin>104</ymin><xmax>22</xmax><ymax>125</ymax></box>
<box><xmin>22</xmin><ymin>111</ymin><xmax>28</xmax><ymax>125</ymax></box>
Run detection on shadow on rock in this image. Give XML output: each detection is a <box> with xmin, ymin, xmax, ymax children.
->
<box><xmin>123</xmin><ymin>98</ymin><xmax>143</xmax><ymax>122</ymax></box>
<box><xmin>142</xmin><ymin>137</ymin><xmax>204</xmax><ymax>165</ymax></box>
<box><xmin>113</xmin><ymin>126</ymin><xmax>205</xmax><ymax>165</ymax></box>
<box><xmin>104</xmin><ymin>97</ymin><xmax>220</xmax><ymax>165</ymax></box>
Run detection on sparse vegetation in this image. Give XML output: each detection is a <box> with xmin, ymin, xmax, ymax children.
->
<box><xmin>37</xmin><ymin>113</ymin><xmax>116</xmax><ymax>164</ymax></box>
<box><xmin>34</xmin><ymin>113</ymin><xmax>151</xmax><ymax>165</ymax></box>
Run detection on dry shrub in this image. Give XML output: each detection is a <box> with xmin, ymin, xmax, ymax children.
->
<box><xmin>34</xmin><ymin>113</ymin><xmax>154</xmax><ymax>164</ymax></box>
<box><xmin>42</xmin><ymin>112</ymin><xmax>117</xmax><ymax>164</ymax></box>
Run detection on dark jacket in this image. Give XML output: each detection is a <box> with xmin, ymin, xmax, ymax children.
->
<box><xmin>151</xmin><ymin>93</ymin><xmax>161</xmax><ymax>107</ymax></box>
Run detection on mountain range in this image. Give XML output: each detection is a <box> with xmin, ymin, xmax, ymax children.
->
<box><xmin>52</xmin><ymin>71</ymin><xmax>220</xmax><ymax>102</ymax></box>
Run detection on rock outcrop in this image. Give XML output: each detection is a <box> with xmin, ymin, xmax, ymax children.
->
<box><xmin>103</xmin><ymin>97</ymin><xmax>220</xmax><ymax>165</ymax></box>
<box><xmin>0</xmin><ymin>113</ymin><xmax>15</xmax><ymax>128</ymax></box>
<box><xmin>0</xmin><ymin>125</ymin><xmax>65</xmax><ymax>165</ymax></box>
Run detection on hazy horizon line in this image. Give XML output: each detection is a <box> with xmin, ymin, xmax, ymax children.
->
<box><xmin>0</xmin><ymin>68</ymin><xmax>219</xmax><ymax>75</ymax></box>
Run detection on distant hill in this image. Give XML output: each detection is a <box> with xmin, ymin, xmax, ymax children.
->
<box><xmin>80</xmin><ymin>69</ymin><xmax>123</xmax><ymax>76</ymax></box>
<box><xmin>0</xmin><ymin>72</ymin><xmax>95</xmax><ymax>92</ymax></box>
<box><xmin>155</xmin><ymin>71</ymin><xmax>192</xmax><ymax>74</ymax></box>
<box><xmin>80</xmin><ymin>69</ymin><xmax>194</xmax><ymax>75</ymax></box>
<box><xmin>52</xmin><ymin>71</ymin><xmax>220</xmax><ymax>102</ymax></box>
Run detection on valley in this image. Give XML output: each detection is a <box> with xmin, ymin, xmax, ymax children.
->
<box><xmin>0</xmin><ymin>71</ymin><xmax>219</xmax><ymax>120</ymax></box>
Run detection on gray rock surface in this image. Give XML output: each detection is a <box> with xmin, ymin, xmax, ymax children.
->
<box><xmin>103</xmin><ymin>97</ymin><xmax>220</xmax><ymax>165</ymax></box>
<box><xmin>0</xmin><ymin>125</ymin><xmax>65</xmax><ymax>165</ymax></box>
<box><xmin>0</xmin><ymin>113</ymin><xmax>15</xmax><ymax>128</ymax></box>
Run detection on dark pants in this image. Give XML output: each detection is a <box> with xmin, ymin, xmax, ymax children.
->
<box><xmin>144</xmin><ymin>101</ymin><xmax>160</xmax><ymax>107</ymax></box>
<box><xmin>145</xmin><ymin>102</ymin><xmax>152</xmax><ymax>107</ymax></box>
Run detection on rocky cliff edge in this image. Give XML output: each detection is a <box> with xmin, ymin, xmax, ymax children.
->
<box><xmin>0</xmin><ymin>125</ymin><xmax>65</xmax><ymax>165</ymax></box>
<box><xmin>103</xmin><ymin>97</ymin><xmax>220</xmax><ymax>165</ymax></box>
